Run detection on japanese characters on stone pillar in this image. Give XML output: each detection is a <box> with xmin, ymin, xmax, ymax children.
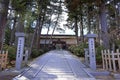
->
<box><xmin>87</xmin><ymin>34</ymin><xmax>97</xmax><ymax>70</ymax></box>
<box><xmin>15</xmin><ymin>32</ymin><xmax>25</xmax><ymax>70</ymax></box>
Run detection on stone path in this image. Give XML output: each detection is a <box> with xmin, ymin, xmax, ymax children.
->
<box><xmin>13</xmin><ymin>50</ymin><xmax>96</xmax><ymax>80</ymax></box>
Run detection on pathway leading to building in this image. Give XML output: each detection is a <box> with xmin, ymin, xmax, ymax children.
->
<box><xmin>13</xmin><ymin>50</ymin><xmax>96</xmax><ymax>80</ymax></box>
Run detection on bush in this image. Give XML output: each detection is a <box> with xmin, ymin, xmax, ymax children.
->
<box><xmin>3</xmin><ymin>45</ymin><xmax>16</xmax><ymax>65</ymax></box>
<box><xmin>68</xmin><ymin>43</ymin><xmax>88</xmax><ymax>57</ymax></box>
<box><xmin>96</xmin><ymin>46</ymin><xmax>104</xmax><ymax>64</ymax></box>
<box><xmin>31</xmin><ymin>49</ymin><xmax>44</xmax><ymax>58</ymax></box>
<box><xmin>7</xmin><ymin>46</ymin><xmax>16</xmax><ymax>61</ymax></box>
<box><xmin>69</xmin><ymin>41</ymin><xmax>104</xmax><ymax>65</ymax></box>
<box><xmin>115</xmin><ymin>39</ymin><xmax>120</xmax><ymax>45</ymax></box>
<box><xmin>2</xmin><ymin>44</ymin><xmax>9</xmax><ymax>50</ymax></box>
<box><xmin>42</xmin><ymin>47</ymin><xmax>49</xmax><ymax>53</ymax></box>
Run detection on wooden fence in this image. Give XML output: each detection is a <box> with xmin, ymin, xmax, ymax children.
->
<box><xmin>102</xmin><ymin>49</ymin><xmax>120</xmax><ymax>72</ymax></box>
<box><xmin>0</xmin><ymin>51</ymin><xmax>8</xmax><ymax>70</ymax></box>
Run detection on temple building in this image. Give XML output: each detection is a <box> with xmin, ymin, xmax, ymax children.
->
<box><xmin>40</xmin><ymin>34</ymin><xmax>77</xmax><ymax>49</ymax></box>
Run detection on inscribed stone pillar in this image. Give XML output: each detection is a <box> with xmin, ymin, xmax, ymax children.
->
<box><xmin>15</xmin><ymin>32</ymin><xmax>25</xmax><ymax>70</ymax></box>
<box><xmin>87</xmin><ymin>34</ymin><xmax>97</xmax><ymax>70</ymax></box>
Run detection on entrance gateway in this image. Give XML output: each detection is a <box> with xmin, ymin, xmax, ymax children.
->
<box><xmin>52</xmin><ymin>39</ymin><xmax>66</xmax><ymax>49</ymax></box>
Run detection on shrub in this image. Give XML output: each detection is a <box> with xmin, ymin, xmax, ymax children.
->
<box><xmin>2</xmin><ymin>44</ymin><xmax>9</xmax><ymax>50</ymax></box>
<box><xmin>69</xmin><ymin>42</ymin><xmax>104</xmax><ymax>65</ymax></box>
<box><xmin>3</xmin><ymin>45</ymin><xmax>16</xmax><ymax>65</ymax></box>
<box><xmin>96</xmin><ymin>46</ymin><xmax>104</xmax><ymax>64</ymax></box>
<box><xmin>31</xmin><ymin>49</ymin><xmax>44</xmax><ymax>58</ymax></box>
<box><xmin>8</xmin><ymin>46</ymin><xmax>16</xmax><ymax>61</ymax></box>
<box><xmin>68</xmin><ymin>43</ymin><xmax>88</xmax><ymax>57</ymax></box>
<box><xmin>115</xmin><ymin>39</ymin><xmax>120</xmax><ymax>45</ymax></box>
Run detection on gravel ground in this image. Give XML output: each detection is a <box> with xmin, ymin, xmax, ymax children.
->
<box><xmin>0</xmin><ymin>72</ymin><xmax>19</xmax><ymax>80</ymax></box>
<box><xmin>0</xmin><ymin>74</ymin><xmax>18</xmax><ymax>80</ymax></box>
<box><xmin>95</xmin><ymin>75</ymin><xmax>115</xmax><ymax>80</ymax></box>
<box><xmin>0</xmin><ymin>73</ymin><xmax>115</xmax><ymax>80</ymax></box>
<box><xmin>0</xmin><ymin>57</ymin><xmax>116</xmax><ymax>80</ymax></box>
<box><xmin>0</xmin><ymin>68</ymin><xmax>27</xmax><ymax>80</ymax></box>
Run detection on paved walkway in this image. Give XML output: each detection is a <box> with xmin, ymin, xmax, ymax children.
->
<box><xmin>13</xmin><ymin>50</ymin><xmax>96</xmax><ymax>80</ymax></box>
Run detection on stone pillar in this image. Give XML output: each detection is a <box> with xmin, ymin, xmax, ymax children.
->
<box><xmin>15</xmin><ymin>32</ymin><xmax>25</xmax><ymax>70</ymax></box>
<box><xmin>87</xmin><ymin>34</ymin><xmax>97</xmax><ymax>70</ymax></box>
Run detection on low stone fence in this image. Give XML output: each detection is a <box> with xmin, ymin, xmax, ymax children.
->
<box><xmin>0</xmin><ymin>51</ymin><xmax>8</xmax><ymax>70</ymax></box>
<box><xmin>101</xmin><ymin>49</ymin><xmax>120</xmax><ymax>72</ymax></box>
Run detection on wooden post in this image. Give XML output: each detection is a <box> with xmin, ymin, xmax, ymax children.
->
<box><xmin>111</xmin><ymin>51</ymin><xmax>116</xmax><ymax>72</ymax></box>
<box><xmin>107</xmin><ymin>50</ymin><xmax>112</xmax><ymax>71</ymax></box>
<box><xmin>116</xmin><ymin>49</ymin><xmax>120</xmax><ymax>71</ymax></box>
<box><xmin>104</xmin><ymin>50</ymin><xmax>108</xmax><ymax>70</ymax></box>
<box><xmin>5</xmin><ymin>51</ymin><xmax>8</xmax><ymax>68</ymax></box>
<box><xmin>102</xmin><ymin>49</ymin><xmax>120</xmax><ymax>72</ymax></box>
<box><xmin>0</xmin><ymin>51</ymin><xmax>8</xmax><ymax>69</ymax></box>
<box><xmin>102</xmin><ymin>50</ymin><xmax>105</xmax><ymax>69</ymax></box>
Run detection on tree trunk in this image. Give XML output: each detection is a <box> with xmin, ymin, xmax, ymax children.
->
<box><xmin>49</xmin><ymin>0</ymin><xmax>62</xmax><ymax>45</ymax></box>
<box><xmin>44</xmin><ymin>14</ymin><xmax>53</xmax><ymax>47</ymax></box>
<box><xmin>10</xmin><ymin>17</ymin><xmax>17</xmax><ymax>45</ymax></box>
<box><xmin>0</xmin><ymin>0</ymin><xmax>9</xmax><ymax>50</ymax></box>
<box><xmin>37</xmin><ymin>8</ymin><xmax>47</xmax><ymax>49</ymax></box>
<box><xmin>49</xmin><ymin>14</ymin><xmax>60</xmax><ymax>45</ymax></box>
<box><xmin>87</xmin><ymin>5</ymin><xmax>91</xmax><ymax>34</ymax></box>
<box><xmin>118</xmin><ymin>3</ymin><xmax>120</xmax><ymax>28</ymax></box>
<box><xmin>80</xmin><ymin>14</ymin><xmax>84</xmax><ymax>42</ymax></box>
<box><xmin>88</xmin><ymin>15</ymin><xmax>91</xmax><ymax>34</ymax></box>
<box><xmin>35</xmin><ymin>0</ymin><xmax>47</xmax><ymax>49</ymax></box>
<box><xmin>29</xmin><ymin>23</ymin><xmax>38</xmax><ymax>58</ymax></box>
<box><xmin>29</xmin><ymin>0</ymin><xmax>44</xmax><ymax>57</ymax></box>
<box><xmin>74</xmin><ymin>16</ymin><xmax>79</xmax><ymax>44</ymax></box>
<box><xmin>99</xmin><ymin>2</ymin><xmax>110</xmax><ymax>49</ymax></box>
<box><xmin>16</xmin><ymin>17</ymin><xmax>24</xmax><ymax>32</ymax></box>
<box><xmin>34</xmin><ymin>14</ymin><xmax>42</xmax><ymax>48</ymax></box>
<box><xmin>14</xmin><ymin>17</ymin><xmax>24</xmax><ymax>46</ymax></box>
<box><xmin>118</xmin><ymin>4</ymin><xmax>120</xmax><ymax>28</ymax></box>
<box><xmin>96</xmin><ymin>14</ymin><xmax>101</xmax><ymax>45</ymax></box>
